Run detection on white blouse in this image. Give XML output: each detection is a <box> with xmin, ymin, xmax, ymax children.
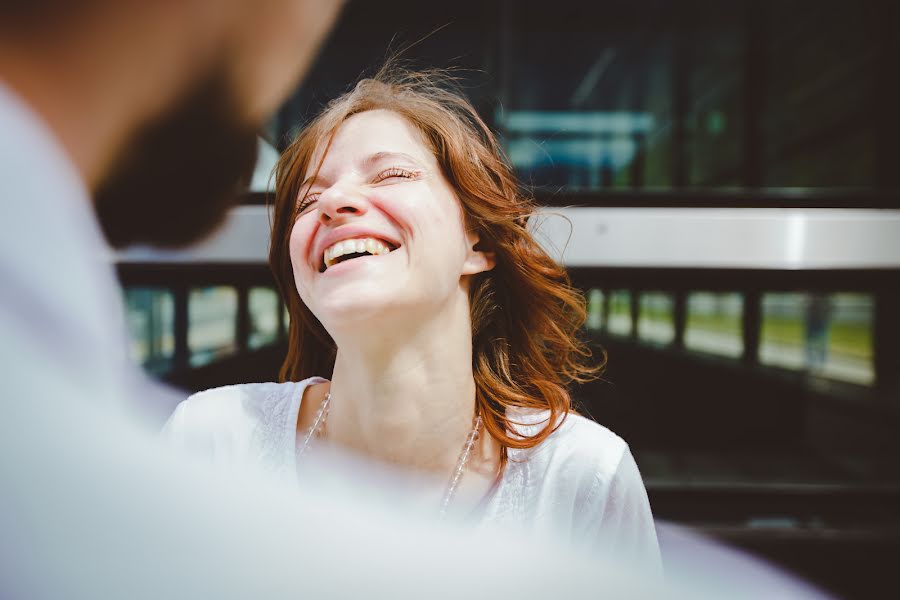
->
<box><xmin>164</xmin><ymin>377</ymin><xmax>662</xmax><ymax>573</ymax></box>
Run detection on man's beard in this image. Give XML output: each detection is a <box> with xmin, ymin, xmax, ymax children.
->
<box><xmin>95</xmin><ymin>65</ymin><xmax>259</xmax><ymax>249</ymax></box>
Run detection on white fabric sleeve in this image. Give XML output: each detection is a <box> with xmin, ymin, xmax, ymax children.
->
<box><xmin>161</xmin><ymin>401</ymin><xmax>188</xmax><ymax>446</ymax></box>
<box><xmin>592</xmin><ymin>447</ymin><xmax>663</xmax><ymax>576</ymax></box>
<box><xmin>158</xmin><ymin>386</ymin><xmax>268</xmax><ymax>469</ymax></box>
<box><xmin>160</xmin><ymin>398</ymin><xmax>218</xmax><ymax>460</ymax></box>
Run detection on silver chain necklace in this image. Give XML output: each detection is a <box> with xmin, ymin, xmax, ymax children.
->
<box><xmin>296</xmin><ymin>392</ymin><xmax>483</xmax><ymax>519</ymax></box>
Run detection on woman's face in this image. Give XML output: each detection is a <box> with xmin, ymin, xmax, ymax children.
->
<box><xmin>288</xmin><ymin>109</ymin><xmax>492</xmax><ymax>333</ymax></box>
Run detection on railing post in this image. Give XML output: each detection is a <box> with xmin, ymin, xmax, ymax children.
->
<box><xmin>172</xmin><ymin>285</ymin><xmax>189</xmax><ymax>370</ymax></box>
<box><xmin>236</xmin><ymin>284</ymin><xmax>250</xmax><ymax>353</ymax></box>
<box><xmin>630</xmin><ymin>289</ymin><xmax>641</xmax><ymax>340</ymax></box>
<box><xmin>742</xmin><ymin>291</ymin><xmax>761</xmax><ymax>365</ymax></box>
<box><xmin>673</xmin><ymin>290</ymin><xmax>687</xmax><ymax>350</ymax></box>
<box><xmin>874</xmin><ymin>291</ymin><xmax>900</xmax><ymax>394</ymax></box>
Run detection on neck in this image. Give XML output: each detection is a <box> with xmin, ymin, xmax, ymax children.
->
<box><xmin>325</xmin><ymin>291</ymin><xmax>483</xmax><ymax>474</ymax></box>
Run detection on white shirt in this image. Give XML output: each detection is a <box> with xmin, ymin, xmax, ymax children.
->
<box><xmin>0</xmin><ymin>82</ymin><xmax>135</xmax><ymax>410</ymax></box>
<box><xmin>164</xmin><ymin>378</ymin><xmax>663</xmax><ymax>571</ymax></box>
<box><xmin>0</xmin><ymin>80</ymin><xmax>669</xmax><ymax>599</ymax></box>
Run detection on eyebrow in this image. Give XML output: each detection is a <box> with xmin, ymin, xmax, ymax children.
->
<box><xmin>362</xmin><ymin>151</ymin><xmax>424</xmax><ymax>168</ymax></box>
<box><xmin>299</xmin><ymin>151</ymin><xmax>425</xmax><ymax>191</ymax></box>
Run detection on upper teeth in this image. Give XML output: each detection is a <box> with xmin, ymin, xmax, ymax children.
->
<box><xmin>324</xmin><ymin>237</ymin><xmax>392</xmax><ymax>268</ymax></box>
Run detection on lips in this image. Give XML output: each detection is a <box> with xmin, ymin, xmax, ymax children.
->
<box><xmin>313</xmin><ymin>227</ymin><xmax>401</xmax><ymax>273</ymax></box>
<box><xmin>321</xmin><ymin>236</ymin><xmax>398</xmax><ymax>272</ymax></box>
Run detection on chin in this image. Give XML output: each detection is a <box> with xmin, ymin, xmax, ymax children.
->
<box><xmin>320</xmin><ymin>310</ymin><xmax>400</xmax><ymax>342</ymax></box>
<box><xmin>314</xmin><ymin>292</ymin><xmax>403</xmax><ymax>331</ymax></box>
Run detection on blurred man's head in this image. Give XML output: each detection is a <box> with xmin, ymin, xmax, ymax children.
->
<box><xmin>1</xmin><ymin>0</ymin><xmax>342</xmax><ymax>247</ymax></box>
<box><xmin>93</xmin><ymin>57</ymin><xmax>260</xmax><ymax>248</ymax></box>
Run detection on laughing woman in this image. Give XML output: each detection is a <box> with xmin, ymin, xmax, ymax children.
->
<box><xmin>164</xmin><ymin>67</ymin><xmax>661</xmax><ymax>570</ymax></box>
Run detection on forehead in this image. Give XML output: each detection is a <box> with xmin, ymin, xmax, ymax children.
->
<box><xmin>305</xmin><ymin>109</ymin><xmax>435</xmax><ymax>179</ymax></box>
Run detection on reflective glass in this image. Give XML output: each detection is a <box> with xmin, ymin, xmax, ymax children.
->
<box><xmin>762</xmin><ymin>1</ymin><xmax>877</xmax><ymax>187</ymax></box>
<box><xmin>685</xmin><ymin>4</ymin><xmax>744</xmax><ymax>187</ymax></box>
<box><xmin>759</xmin><ymin>293</ymin><xmax>812</xmax><ymax>370</ymax></box>
<box><xmin>188</xmin><ymin>287</ymin><xmax>238</xmax><ymax>367</ymax></box>
<box><xmin>685</xmin><ymin>292</ymin><xmax>743</xmax><ymax>358</ymax></box>
<box><xmin>124</xmin><ymin>287</ymin><xmax>174</xmax><ymax>375</ymax></box>
<box><xmin>607</xmin><ymin>290</ymin><xmax>632</xmax><ymax>336</ymax></box>
<box><xmin>637</xmin><ymin>292</ymin><xmax>674</xmax><ymax>345</ymax></box>
<box><xmin>762</xmin><ymin>292</ymin><xmax>874</xmax><ymax>385</ymax></box>
<box><xmin>823</xmin><ymin>293</ymin><xmax>874</xmax><ymax>385</ymax></box>
<box><xmin>586</xmin><ymin>288</ymin><xmax>605</xmax><ymax>331</ymax></box>
<box><xmin>269</xmin><ymin>0</ymin><xmax>882</xmax><ymax>193</ymax></box>
<box><xmin>506</xmin><ymin>2</ymin><xmax>675</xmax><ymax>189</ymax></box>
<box><xmin>248</xmin><ymin>287</ymin><xmax>281</xmax><ymax>349</ymax></box>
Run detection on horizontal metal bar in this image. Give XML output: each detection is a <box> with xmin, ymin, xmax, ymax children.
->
<box><xmin>533</xmin><ymin>207</ymin><xmax>900</xmax><ymax>269</ymax></box>
<box><xmin>115</xmin><ymin>206</ymin><xmax>900</xmax><ymax>270</ymax></box>
<box><xmin>533</xmin><ymin>188</ymin><xmax>900</xmax><ymax>209</ymax></box>
<box><xmin>241</xmin><ymin>188</ymin><xmax>900</xmax><ymax>209</ymax></box>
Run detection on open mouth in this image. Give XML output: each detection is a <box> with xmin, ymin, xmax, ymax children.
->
<box><xmin>319</xmin><ymin>236</ymin><xmax>399</xmax><ymax>273</ymax></box>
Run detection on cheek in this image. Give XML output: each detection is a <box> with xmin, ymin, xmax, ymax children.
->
<box><xmin>427</xmin><ymin>196</ymin><xmax>470</xmax><ymax>262</ymax></box>
<box><xmin>288</xmin><ymin>219</ymin><xmax>314</xmax><ymax>285</ymax></box>
<box><xmin>374</xmin><ymin>186</ymin><xmax>468</xmax><ymax>270</ymax></box>
<box><xmin>395</xmin><ymin>185</ymin><xmax>464</xmax><ymax>237</ymax></box>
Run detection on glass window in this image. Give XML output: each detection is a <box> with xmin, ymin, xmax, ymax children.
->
<box><xmin>762</xmin><ymin>2</ymin><xmax>877</xmax><ymax>187</ymax></box>
<box><xmin>507</xmin><ymin>0</ymin><xmax>882</xmax><ymax>190</ymax></box>
<box><xmin>824</xmin><ymin>293</ymin><xmax>874</xmax><ymax>385</ymax></box>
<box><xmin>760</xmin><ymin>292</ymin><xmax>808</xmax><ymax>371</ymax></box>
<box><xmin>506</xmin><ymin>2</ymin><xmax>675</xmax><ymax>189</ymax></box>
<box><xmin>188</xmin><ymin>287</ymin><xmax>238</xmax><ymax>367</ymax></box>
<box><xmin>686</xmin><ymin>4</ymin><xmax>745</xmax><ymax>187</ymax></box>
<box><xmin>501</xmin><ymin>0</ymin><xmax>877</xmax><ymax>190</ymax></box>
<box><xmin>266</xmin><ymin>0</ymin><xmax>885</xmax><ymax>194</ymax></box>
<box><xmin>762</xmin><ymin>292</ymin><xmax>874</xmax><ymax>385</ymax></box>
<box><xmin>124</xmin><ymin>287</ymin><xmax>174</xmax><ymax>375</ymax></box>
<box><xmin>274</xmin><ymin>2</ymin><xmax>497</xmax><ymax>149</ymax></box>
<box><xmin>685</xmin><ymin>292</ymin><xmax>743</xmax><ymax>358</ymax></box>
<box><xmin>607</xmin><ymin>290</ymin><xmax>632</xmax><ymax>336</ymax></box>
<box><xmin>248</xmin><ymin>287</ymin><xmax>281</xmax><ymax>349</ymax></box>
<box><xmin>586</xmin><ymin>288</ymin><xmax>605</xmax><ymax>331</ymax></box>
<box><xmin>638</xmin><ymin>292</ymin><xmax>675</xmax><ymax>345</ymax></box>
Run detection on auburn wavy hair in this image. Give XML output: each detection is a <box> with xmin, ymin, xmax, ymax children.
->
<box><xmin>269</xmin><ymin>66</ymin><xmax>602</xmax><ymax>461</ymax></box>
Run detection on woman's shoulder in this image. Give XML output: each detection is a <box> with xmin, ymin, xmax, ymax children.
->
<box><xmin>511</xmin><ymin>409</ymin><xmax>629</xmax><ymax>481</ymax></box>
<box><xmin>509</xmin><ymin>412</ymin><xmax>660</xmax><ymax>573</ymax></box>
<box><xmin>162</xmin><ymin>378</ymin><xmax>324</xmax><ymax>451</ymax></box>
<box><xmin>560</xmin><ymin>412</ymin><xmax>628</xmax><ymax>459</ymax></box>
<box><xmin>174</xmin><ymin>381</ymin><xmax>298</xmax><ymax>423</ymax></box>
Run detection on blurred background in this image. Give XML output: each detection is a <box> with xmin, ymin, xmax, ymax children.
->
<box><xmin>117</xmin><ymin>1</ymin><xmax>899</xmax><ymax>597</ymax></box>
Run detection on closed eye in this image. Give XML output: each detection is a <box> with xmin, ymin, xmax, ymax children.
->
<box><xmin>296</xmin><ymin>193</ymin><xmax>320</xmax><ymax>217</ymax></box>
<box><xmin>296</xmin><ymin>166</ymin><xmax>418</xmax><ymax>217</ymax></box>
<box><xmin>373</xmin><ymin>167</ymin><xmax>419</xmax><ymax>183</ymax></box>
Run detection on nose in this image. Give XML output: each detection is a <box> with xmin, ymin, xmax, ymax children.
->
<box><xmin>317</xmin><ymin>182</ymin><xmax>369</xmax><ymax>226</ymax></box>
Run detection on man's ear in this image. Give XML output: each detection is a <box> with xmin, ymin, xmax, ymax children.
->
<box><xmin>462</xmin><ymin>229</ymin><xmax>496</xmax><ymax>275</ymax></box>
